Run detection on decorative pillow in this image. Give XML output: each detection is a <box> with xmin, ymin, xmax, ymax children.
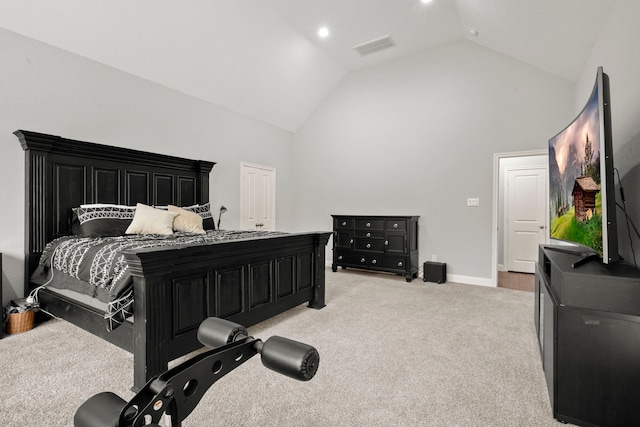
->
<box><xmin>168</xmin><ymin>205</ymin><xmax>206</xmax><ymax>234</ymax></box>
<box><xmin>80</xmin><ymin>203</ymin><xmax>133</xmax><ymax>208</ymax></box>
<box><xmin>72</xmin><ymin>205</ymin><xmax>137</xmax><ymax>237</ymax></box>
<box><xmin>181</xmin><ymin>202</ymin><xmax>215</xmax><ymax>230</ymax></box>
<box><xmin>125</xmin><ymin>203</ymin><xmax>179</xmax><ymax>235</ymax></box>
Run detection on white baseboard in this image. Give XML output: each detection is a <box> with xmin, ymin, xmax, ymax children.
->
<box><xmin>446</xmin><ymin>274</ymin><xmax>495</xmax><ymax>287</ymax></box>
<box><xmin>497</xmin><ymin>264</ymin><xmax>507</xmax><ymax>272</ymax></box>
<box><xmin>325</xmin><ymin>261</ymin><xmax>496</xmax><ymax>288</ymax></box>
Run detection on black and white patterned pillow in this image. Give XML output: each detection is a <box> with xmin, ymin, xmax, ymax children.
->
<box><xmin>181</xmin><ymin>202</ymin><xmax>215</xmax><ymax>230</ymax></box>
<box><xmin>72</xmin><ymin>205</ymin><xmax>136</xmax><ymax>237</ymax></box>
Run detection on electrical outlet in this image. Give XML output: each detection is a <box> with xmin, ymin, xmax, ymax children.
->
<box><xmin>467</xmin><ymin>197</ymin><xmax>480</xmax><ymax>207</ymax></box>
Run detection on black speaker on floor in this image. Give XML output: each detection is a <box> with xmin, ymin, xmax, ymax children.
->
<box><xmin>423</xmin><ymin>261</ymin><xmax>446</xmax><ymax>284</ymax></box>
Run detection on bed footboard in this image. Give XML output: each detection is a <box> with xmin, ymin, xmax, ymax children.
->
<box><xmin>124</xmin><ymin>231</ymin><xmax>331</xmax><ymax>390</ymax></box>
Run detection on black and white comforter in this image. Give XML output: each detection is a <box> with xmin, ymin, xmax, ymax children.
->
<box><xmin>31</xmin><ymin>230</ymin><xmax>283</xmax><ymax>331</ymax></box>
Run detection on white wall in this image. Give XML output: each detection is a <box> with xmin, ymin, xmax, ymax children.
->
<box><xmin>0</xmin><ymin>28</ymin><xmax>296</xmax><ymax>305</ymax></box>
<box><xmin>292</xmin><ymin>40</ymin><xmax>574</xmax><ymax>284</ymax></box>
<box><xmin>573</xmin><ymin>0</ymin><xmax>640</xmax><ymax>267</ymax></box>
<box><xmin>5</xmin><ymin>2</ymin><xmax>638</xmax><ymax>301</ymax></box>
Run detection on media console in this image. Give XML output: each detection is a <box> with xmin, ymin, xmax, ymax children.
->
<box><xmin>535</xmin><ymin>245</ymin><xmax>640</xmax><ymax>426</ymax></box>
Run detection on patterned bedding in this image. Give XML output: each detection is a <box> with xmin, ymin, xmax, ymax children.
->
<box><xmin>30</xmin><ymin>229</ymin><xmax>284</xmax><ymax>331</ymax></box>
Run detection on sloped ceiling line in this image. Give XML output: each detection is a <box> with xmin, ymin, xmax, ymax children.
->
<box><xmin>0</xmin><ymin>0</ymin><xmax>615</xmax><ymax>131</ymax></box>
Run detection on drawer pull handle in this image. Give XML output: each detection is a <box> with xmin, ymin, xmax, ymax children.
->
<box><xmin>393</xmin><ymin>223</ymin><xmax>398</xmax><ymax>228</ymax></box>
<box><xmin>366</xmin><ymin>222</ymin><xmax>371</xmax><ymax>227</ymax></box>
<box><xmin>338</xmin><ymin>255</ymin><xmax>343</xmax><ymax>260</ymax></box>
<box><xmin>361</xmin><ymin>258</ymin><xmax>366</xmax><ymax>263</ymax></box>
<box><xmin>342</xmin><ymin>221</ymin><xmax>347</xmax><ymax>226</ymax></box>
<box><xmin>384</xmin><ymin>241</ymin><xmax>388</xmax><ymax>246</ymax></box>
<box><xmin>372</xmin><ymin>259</ymin><xmax>377</xmax><ymax>264</ymax></box>
<box><xmin>366</xmin><ymin>243</ymin><xmax>371</xmax><ymax>249</ymax></box>
<box><xmin>397</xmin><ymin>261</ymin><xmax>403</xmax><ymax>267</ymax></box>
<box><xmin>350</xmin><ymin>239</ymin><xmax>354</xmax><ymax>244</ymax></box>
<box><xmin>366</xmin><ymin>232</ymin><xmax>371</xmax><ymax>237</ymax></box>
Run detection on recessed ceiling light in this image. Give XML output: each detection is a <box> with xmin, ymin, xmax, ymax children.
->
<box><xmin>421</xmin><ymin>0</ymin><xmax>433</xmax><ymax>4</ymax></box>
<box><xmin>318</xmin><ymin>27</ymin><xmax>329</xmax><ymax>38</ymax></box>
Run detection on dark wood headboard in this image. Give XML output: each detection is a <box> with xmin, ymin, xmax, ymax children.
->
<box><xmin>16</xmin><ymin>130</ymin><xmax>215</xmax><ymax>293</ymax></box>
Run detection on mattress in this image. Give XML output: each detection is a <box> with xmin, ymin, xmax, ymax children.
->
<box><xmin>30</xmin><ymin>229</ymin><xmax>284</xmax><ymax>330</ymax></box>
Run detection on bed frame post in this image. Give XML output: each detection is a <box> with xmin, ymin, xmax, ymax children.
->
<box><xmin>15</xmin><ymin>130</ymin><xmax>59</xmax><ymax>295</ymax></box>
<box><xmin>195</xmin><ymin>160</ymin><xmax>211</xmax><ymax>206</ymax></box>
<box><xmin>125</xmin><ymin>252</ymin><xmax>174</xmax><ymax>391</ymax></box>
<box><xmin>309</xmin><ymin>233</ymin><xmax>331</xmax><ymax>309</ymax></box>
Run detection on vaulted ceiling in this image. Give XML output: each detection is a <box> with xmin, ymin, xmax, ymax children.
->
<box><xmin>0</xmin><ymin>0</ymin><xmax>615</xmax><ymax>131</ymax></box>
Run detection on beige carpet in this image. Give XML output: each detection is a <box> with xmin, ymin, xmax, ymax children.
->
<box><xmin>0</xmin><ymin>268</ymin><xmax>563</xmax><ymax>426</ymax></box>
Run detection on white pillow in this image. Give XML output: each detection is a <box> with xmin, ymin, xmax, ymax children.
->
<box><xmin>168</xmin><ymin>205</ymin><xmax>206</xmax><ymax>234</ymax></box>
<box><xmin>125</xmin><ymin>203</ymin><xmax>178</xmax><ymax>235</ymax></box>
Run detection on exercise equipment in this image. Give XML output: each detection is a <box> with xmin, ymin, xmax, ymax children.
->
<box><xmin>74</xmin><ymin>317</ymin><xmax>320</xmax><ymax>427</ymax></box>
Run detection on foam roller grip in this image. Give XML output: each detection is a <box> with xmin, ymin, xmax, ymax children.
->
<box><xmin>259</xmin><ymin>336</ymin><xmax>320</xmax><ymax>381</ymax></box>
<box><xmin>197</xmin><ymin>317</ymin><xmax>248</xmax><ymax>348</ymax></box>
<box><xmin>74</xmin><ymin>392</ymin><xmax>127</xmax><ymax>427</ymax></box>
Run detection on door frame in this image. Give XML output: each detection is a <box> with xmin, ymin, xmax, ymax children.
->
<box><xmin>491</xmin><ymin>150</ymin><xmax>547</xmax><ymax>286</ymax></box>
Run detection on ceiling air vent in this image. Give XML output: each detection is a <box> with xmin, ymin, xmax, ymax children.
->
<box><xmin>353</xmin><ymin>35</ymin><xmax>396</xmax><ymax>56</ymax></box>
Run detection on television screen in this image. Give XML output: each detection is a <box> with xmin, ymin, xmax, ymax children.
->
<box><xmin>548</xmin><ymin>67</ymin><xmax>618</xmax><ymax>265</ymax></box>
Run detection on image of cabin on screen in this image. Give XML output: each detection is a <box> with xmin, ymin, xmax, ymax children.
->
<box><xmin>548</xmin><ymin>83</ymin><xmax>603</xmax><ymax>254</ymax></box>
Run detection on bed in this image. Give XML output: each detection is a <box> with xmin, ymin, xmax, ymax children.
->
<box><xmin>16</xmin><ymin>130</ymin><xmax>330</xmax><ymax>390</ymax></box>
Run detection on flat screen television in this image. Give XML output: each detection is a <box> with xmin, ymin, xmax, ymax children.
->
<box><xmin>547</xmin><ymin>66</ymin><xmax>618</xmax><ymax>267</ymax></box>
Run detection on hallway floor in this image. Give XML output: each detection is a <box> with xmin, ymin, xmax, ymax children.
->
<box><xmin>498</xmin><ymin>271</ymin><xmax>535</xmax><ymax>292</ymax></box>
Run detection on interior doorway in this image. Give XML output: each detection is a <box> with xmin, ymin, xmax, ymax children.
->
<box><xmin>492</xmin><ymin>150</ymin><xmax>548</xmax><ymax>285</ymax></box>
<box><xmin>505</xmin><ymin>166</ymin><xmax>547</xmax><ymax>273</ymax></box>
<box><xmin>240</xmin><ymin>162</ymin><xmax>276</xmax><ymax>231</ymax></box>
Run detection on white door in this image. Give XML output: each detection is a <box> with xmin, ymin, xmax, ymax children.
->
<box><xmin>506</xmin><ymin>167</ymin><xmax>547</xmax><ymax>273</ymax></box>
<box><xmin>240</xmin><ymin>162</ymin><xmax>276</xmax><ymax>231</ymax></box>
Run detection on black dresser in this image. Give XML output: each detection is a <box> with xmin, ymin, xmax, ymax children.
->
<box><xmin>331</xmin><ymin>215</ymin><xmax>419</xmax><ymax>282</ymax></box>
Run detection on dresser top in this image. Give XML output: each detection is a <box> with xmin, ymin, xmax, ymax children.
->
<box><xmin>332</xmin><ymin>215</ymin><xmax>419</xmax><ymax>219</ymax></box>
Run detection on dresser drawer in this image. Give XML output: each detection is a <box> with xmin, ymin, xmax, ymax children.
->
<box><xmin>335</xmin><ymin>251</ymin><xmax>368</xmax><ymax>266</ymax></box>
<box><xmin>355</xmin><ymin>230</ymin><xmax>384</xmax><ymax>239</ymax></box>
<box><xmin>335</xmin><ymin>218</ymin><xmax>353</xmax><ymax>229</ymax></box>
<box><xmin>354</xmin><ymin>238</ymin><xmax>385</xmax><ymax>252</ymax></box>
<box><xmin>384</xmin><ymin>232</ymin><xmax>407</xmax><ymax>254</ymax></box>
<box><xmin>335</xmin><ymin>231</ymin><xmax>354</xmax><ymax>249</ymax></box>
<box><xmin>386</xmin><ymin>219</ymin><xmax>407</xmax><ymax>231</ymax></box>
<box><xmin>370</xmin><ymin>255</ymin><xmax>408</xmax><ymax>271</ymax></box>
<box><xmin>354</xmin><ymin>219</ymin><xmax>384</xmax><ymax>230</ymax></box>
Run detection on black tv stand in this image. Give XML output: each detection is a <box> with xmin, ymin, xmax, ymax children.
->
<box><xmin>542</xmin><ymin>245</ymin><xmax>601</xmax><ymax>268</ymax></box>
<box><xmin>535</xmin><ymin>245</ymin><xmax>640</xmax><ymax>426</ymax></box>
